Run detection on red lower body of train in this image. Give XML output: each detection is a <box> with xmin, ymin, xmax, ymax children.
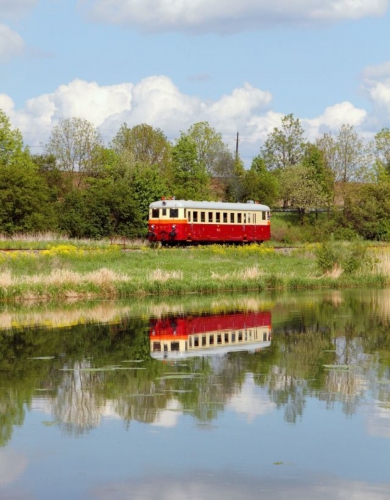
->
<box><xmin>147</xmin><ymin>220</ymin><xmax>271</xmax><ymax>245</ymax></box>
<box><xmin>150</xmin><ymin>311</ymin><xmax>272</xmax><ymax>338</ymax></box>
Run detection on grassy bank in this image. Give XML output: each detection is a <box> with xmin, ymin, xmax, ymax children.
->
<box><xmin>0</xmin><ymin>241</ymin><xmax>389</xmax><ymax>302</ymax></box>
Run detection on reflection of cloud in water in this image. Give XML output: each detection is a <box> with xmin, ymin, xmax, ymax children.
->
<box><xmin>227</xmin><ymin>374</ymin><xmax>276</xmax><ymax>423</ymax></box>
<box><xmin>151</xmin><ymin>399</ymin><xmax>183</xmax><ymax>428</ymax></box>
<box><xmin>366</xmin><ymin>401</ymin><xmax>390</xmax><ymax>438</ymax></box>
<box><xmin>0</xmin><ymin>449</ymin><xmax>27</xmax><ymax>485</ymax></box>
<box><xmin>91</xmin><ymin>470</ymin><xmax>390</xmax><ymax>500</ymax></box>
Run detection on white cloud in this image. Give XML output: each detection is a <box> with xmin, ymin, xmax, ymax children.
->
<box><xmin>361</xmin><ymin>61</ymin><xmax>390</xmax><ymax>128</ymax></box>
<box><xmin>0</xmin><ymin>0</ymin><xmax>38</xmax><ymax>62</ymax></box>
<box><xmin>2</xmin><ymin>71</ymin><xmax>388</xmax><ymax>160</ymax></box>
<box><xmin>0</xmin><ymin>449</ymin><xmax>27</xmax><ymax>485</ymax></box>
<box><xmin>304</xmin><ymin>101</ymin><xmax>367</xmax><ymax>140</ymax></box>
<box><xmin>227</xmin><ymin>374</ymin><xmax>276</xmax><ymax>422</ymax></box>
<box><xmin>0</xmin><ymin>23</ymin><xmax>25</xmax><ymax>61</ymax></box>
<box><xmin>151</xmin><ymin>398</ymin><xmax>183</xmax><ymax>427</ymax></box>
<box><xmin>80</xmin><ymin>0</ymin><xmax>388</xmax><ymax>34</ymax></box>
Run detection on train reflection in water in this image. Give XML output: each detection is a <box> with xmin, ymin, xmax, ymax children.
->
<box><xmin>150</xmin><ymin>311</ymin><xmax>272</xmax><ymax>360</ymax></box>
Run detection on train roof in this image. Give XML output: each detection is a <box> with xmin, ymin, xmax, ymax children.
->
<box><xmin>149</xmin><ymin>199</ymin><xmax>270</xmax><ymax>211</ymax></box>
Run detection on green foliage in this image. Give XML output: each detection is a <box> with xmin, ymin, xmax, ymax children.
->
<box><xmin>111</xmin><ymin>123</ymin><xmax>172</xmax><ymax>180</ymax></box>
<box><xmin>242</xmin><ymin>155</ymin><xmax>279</xmax><ymax>206</ymax></box>
<box><xmin>278</xmin><ymin>163</ymin><xmax>328</xmax><ymax>223</ymax></box>
<box><xmin>315</xmin><ymin>242</ymin><xmax>341</xmax><ymax>274</ymax></box>
<box><xmin>0</xmin><ymin>112</ymin><xmax>57</xmax><ymax>234</ymax></box>
<box><xmin>373</xmin><ymin>127</ymin><xmax>390</xmax><ymax>178</ymax></box>
<box><xmin>260</xmin><ymin>114</ymin><xmax>306</xmax><ymax>170</ymax></box>
<box><xmin>44</xmin><ymin>117</ymin><xmax>103</xmax><ymax>181</ymax></box>
<box><xmin>315</xmin><ymin>242</ymin><xmax>371</xmax><ymax>275</ymax></box>
<box><xmin>171</xmin><ymin>134</ymin><xmax>212</xmax><ymax>200</ymax></box>
<box><xmin>344</xmin><ymin>182</ymin><xmax>390</xmax><ymax>241</ymax></box>
<box><xmin>58</xmin><ymin>179</ymin><xmax>142</xmax><ymax>239</ymax></box>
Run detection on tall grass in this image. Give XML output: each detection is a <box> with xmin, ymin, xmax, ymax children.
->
<box><xmin>0</xmin><ymin>242</ymin><xmax>389</xmax><ymax>302</ymax></box>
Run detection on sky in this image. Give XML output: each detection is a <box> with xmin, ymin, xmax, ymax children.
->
<box><xmin>1</xmin><ymin>0</ymin><xmax>390</xmax><ymax>162</ymax></box>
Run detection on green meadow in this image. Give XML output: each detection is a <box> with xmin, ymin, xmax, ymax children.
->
<box><xmin>0</xmin><ymin>240</ymin><xmax>389</xmax><ymax>302</ymax></box>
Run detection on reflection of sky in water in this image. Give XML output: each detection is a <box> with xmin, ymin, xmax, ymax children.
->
<box><xmin>8</xmin><ymin>383</ymin><xmax>389</xmax><ymax>500</ymax></box>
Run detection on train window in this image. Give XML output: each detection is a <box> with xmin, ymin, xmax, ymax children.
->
<box><xmin>237</xmin><ymin>213</ymin><xmax>242</xmax><ymax>223</ymax></box>
<box><xmin>170</xmin><ymin>208</ymin><xmax>178</xmax><ymax>218</ymax></box>
<box><xmin>188</xmin><ymin>211</ymin><xmax>191</xmax><ymax>222</ymax></box>
<box><xmin>262</xmin><ymin>211</ymin><xmax>266</xmax><ymax>220</ymax></box>
<box><xmin>217</xmin><ymin>334</ymin><xmax>222</xmax><ymax>344</ymax></box>
<box><xmin>193</xmin><ymin>211</ymin><xmax>198</xmax><ymax>222</ymax></box>
<box><xmin>224</xmin><ymin>333</ymin><xmax>229</xmax><ymax>343</ymax></box>
<box><xmin>248</xmin><ymin>214</ymin><xmax>251</xmax><ymax>223</ymax></box>
<box><xmin>244</xmin><ymin>214</ymin><xmax>247</xmax><ymax>224</ymax></box>
<box><xmin>153</xmin><ymin>342</ymin><xmax>161</xmax><ymax>352</ymax></box>
<box><xmin>194</xmin><ymin>337</ymin><xmax>199</xmax><ymax>347</ymax></box>
<box><xmin>201</xmin><ymin>211</ymin><xmax>206</xmax><ymax>222</ymax></box>
<box><xmin>208</xmin><ymin>212</ymin><xmax>213</xmax><ymax>223</ymax></box>
<box><xmin>238</xmin><ymin>331</ymin><xmax>243</xmax><ymax>341</ymax></box>
<box><xmin>202</xmin><ymin>336</ymin><xmax>207</xmax><ymax>346</ymax></box>
<box><xmin>152</xmin><ymin>209</ymin><xmax>159</xmax><ymax>218</ymax></box>
<box><xmin>263</xmin><ymin>333</ymin><xmax>267</xmax><ymax>341</ymax></box>
<box><xmin>230</xmin><ymin>213</ymin><xmax>235</xmax><ymax>223</ymax></box>
<box><xmin>231</xmin><ymin>333</ymin><xmax>236</xmax><ymax>342</ymax></box>
<box><xmin>171</xmin><ymin>342</ymin><xmax>179</xmax><ymax>351</ymax></box>
<box><xmin>223</xmin><ymin>212</ymin><xmax>228</xmax><ymax>223</ymax></box>
<box><xmin>209</xmin><ymin>334</ymin><xmax>214</xmax><ymax>345</ymax></box>
<box><xmin>162</xmin><ymin>208</ymin><xmax>167</xmax><ymax>216</ymax></box>
<box><xmin>216</xmin><ymin>212</ymin><xmax>220</xmax><ymax>223</ymax></box>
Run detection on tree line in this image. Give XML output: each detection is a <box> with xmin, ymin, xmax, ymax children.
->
<box><xmin>1</xmin><ymin>109</ymin><xmax>390</xmax><ymax>240</ymax></box>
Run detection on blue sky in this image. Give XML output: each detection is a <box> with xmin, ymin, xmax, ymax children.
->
<box><xmin>1</xmin><ymin>0</ymin><xmax>390</xmax><ymax>161</ymax></box>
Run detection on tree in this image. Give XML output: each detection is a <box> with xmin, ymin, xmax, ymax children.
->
<box><xmin>344</xmin><ymin>181</ymin><xmax>390</xmax><ymax>240</ymax></box>
<box><xmin>317</xmin><ymin>125</ymin><xmax>372</xmax><ymax>184</ymax></box>
<box><xmin>0</xmin><ymin>110</ymin><xmax>56</xmax><ymax>233</ymax></box>
<box><xmin>278</xmin><ymin>163</ymin><xmax>328</xmax><ymax>224</ymax></box>
<box><xmin>224</xmin><ymin>158</ymin><xmax>246</xmax><ymax>202</ymax></box>
<box><xmin>260</xmin><ymin>114</ymin><xmax>306</xmax><ymax>170</ymax></box>
<box><xmin>185</xmin><ymin>122</ymin><xmax>233</xmax><ymax>177</ymax></box>
<box><xmin>45</xmin><ymin>117</ymin><xmax>103</xmax><ymax>184</ymax></box>
<box><xmin>58</xmin><ymin>178</ymin><xmax>142</xmax><ymax>239</ymax></box>
<box><xmin>302</xmin><ymin>143</ymin><xmax>334</xmax><ymax>204</ymax></box>
<box><xmin>373</xmin><ymin>127</ymin><xmax>390</xmax><ymax>178</ymax></box>
<box><xmin>242</xmin><ymin>155</ymin><xmax>279</xmax><ymax>206</ymax></box>
<box><xmin>111</xmin><ymin>123</ymin><xmax>172</xmax><ymax>174</ymax></box>
<box><xmin>171</xmin><ymin>134</ymin><xmax>212</xmax><ymax>200</ymax></box>
<box><xmin>0</xmin><ymin>109</ymin><xmax>25</xmax><ymax>167</ymax></box>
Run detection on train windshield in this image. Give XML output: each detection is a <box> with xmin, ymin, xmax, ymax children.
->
<box><xmin>151</xmin><ymin>209</ymin><xmax>159</xmax><ymax>218</ymax></box>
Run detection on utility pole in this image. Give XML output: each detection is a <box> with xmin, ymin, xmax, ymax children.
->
<box><xmin>235</xmin><ymin>132</ymin><xmax>239</xmax><ymax>161</ymax></box>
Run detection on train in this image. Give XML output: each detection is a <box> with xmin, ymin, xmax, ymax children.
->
<box><xmin>149</xmin><ymin>310</ymin><xmax>272</xmax><ymax>360</ymax></box>
<box><xmin>147</xmin><ymin>199</ymin><xmax>271</xmax><ymax>246</ymax></box>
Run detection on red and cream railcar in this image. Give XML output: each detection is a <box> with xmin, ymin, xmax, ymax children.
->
<box><xmin>149</xmin><ymin>311</ymin><xmax>272</xmax><ymax>360</ymax></box>
<box><xmin>147</xmin><ymin>199</ymin><xmax>271</xmax><ymax>245</ymax></box>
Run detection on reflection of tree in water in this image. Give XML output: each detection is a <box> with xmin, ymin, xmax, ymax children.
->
<box><xmin>51</xmin><ymin>361</ymin><xmax>105</xmax><ymax>436</ymax></box>
<box><xmin>2</xmin><ymin>292</ymin><xmax>390</xmax><ymax>443</ymax></box>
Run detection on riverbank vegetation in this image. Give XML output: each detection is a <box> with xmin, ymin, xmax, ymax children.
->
<box><xmin>0</xmin><ymin>241</ymin><xmax>389</xmax><ymax>302</ymax></box>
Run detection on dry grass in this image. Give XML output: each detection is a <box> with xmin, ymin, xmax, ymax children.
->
<box><xmin>372</xmin><ymin>248</ymin><xmax>390</xmax><ymax>275</ymax></box>
<box><xmin>147</xmin><ymin>269</ymin><xmax>183</xmax><ymax>282</ymax></box>
<box><xmin>211</xmin><ymin>266</ymin><xmax>264</xmax><ymax>281</ymax></box>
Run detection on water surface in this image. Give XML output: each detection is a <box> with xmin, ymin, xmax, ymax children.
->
<box><xmin>1</xmin><ymin>289</ymin><xmax>390</xmax><ymax>499</ymax></box>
